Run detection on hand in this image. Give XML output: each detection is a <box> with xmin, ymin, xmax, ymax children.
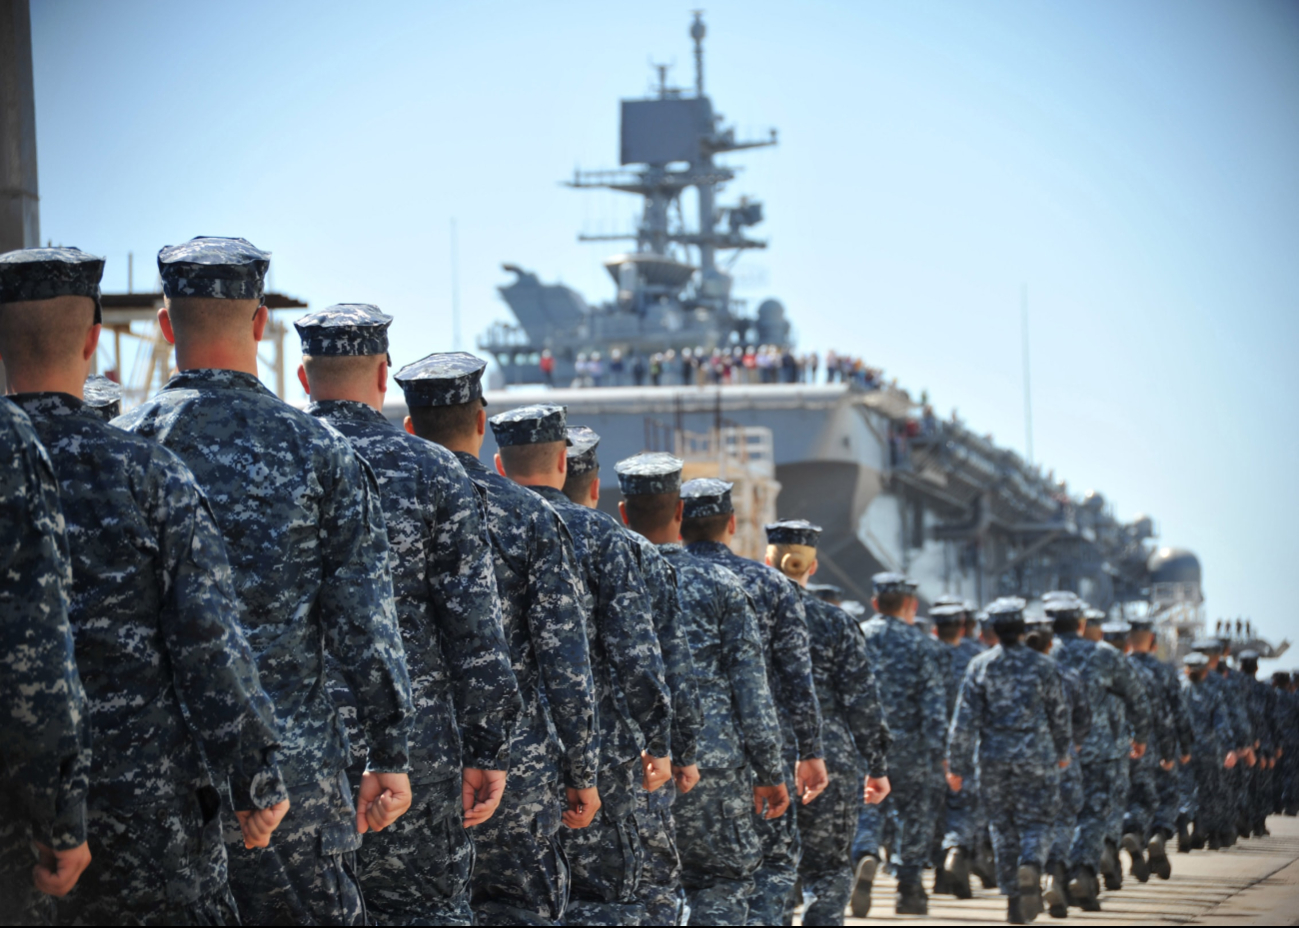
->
<box><xmin>564</xmin><ymin>787</ymin><xmax>601</xmax><ymax>829</ymax></box>
<box><xmin>357</xmin><ymin>771</ymin><xmax>412</xmax><ymax>833</ymax></box>
<box><xmin>1058</xmin><ymin>757</ymin><xmax>1071</xmax><ymax>769</ymax></box>
<box><xmin>1130</xmin><ymin>741</ymin><xmax>1147</xmax><ymax>760</ymax></box>
<box><xmin>1180</xmin><ymin>754</ymin><xmax>1192</xmax><ymax>765</ymax></box>
<box><xmin>672</xmin><ymin>764</ymin><xmax>700</xmax><ymax>794</ymax></box>
<box><xmin>864</xmin><ymin>775</ymin><xmax>890</xmax><ymax>805</ymax></box>
<box><xmin>946</xmin><ymin>772</ymin><xmax>963</xmax><ymax>793</ymax></box>
<box><xmin>462</xmin><ymin>768</ymin><xmax>507</xmax><ymax>827</ymax></box>
<box><xmin>753</xmin><ymin>783</ymin><xmax>790</xmax><ymax>820</ymax></box>
<box><xmin>235</xmin><ymin>799</ymin><xmax>290</xmax><ymax>848</ymax></box>
<box><xmin>1242</xmin><ymin>748</ymin><xmax>1257</xmax><ymax>768</ymax></box>
<box><xmin>1159</xmin><ymin>759</ymin><xmax>1175</xmax><ymax>771</ymax></box>
<box><xmin>33</xmin><ymin>842</ymin><xmax>90</xmax><ymax>897</ymax></box>
<box><xmin>795</xmin><ymin>758</ymin><xmax>829</xmax><ymax>805</ymax></box>
<box><xmin>641</xmin><ymin>753</ymin><xmax>672</xmax><ymax>792</ymax></box>
<box><xmin>1224</xmin><ymin>750</ymin><xmax>1238</xmax><ymax>770</ymax></box>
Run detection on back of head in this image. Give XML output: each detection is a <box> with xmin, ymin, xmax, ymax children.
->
<box><xmin>765</xmin><ymin>519</ymin><xmax>821</xmax><ymax>582</ymax></box>
<box><xmin>396</xmin><ymin>351</ymin><xmax>490</xmax><ymax>448</ymax></box>
<box><xmin>617</xmin><ymin>452</ymin><xmax>685</xmax><ymax>535</ymax></box>
<box><xmin>490</xmin><ymin>403</ymin><xmax>569</xmax><ymax>483</ymax></box>
<box><xmin>562</xmin><ymin>426</ymin><xmax>600</xmax><ymax>503</ymax></box>
<box><xmin>158</xmin><ymin>236</ymin><xmax>270</xmax><ymax>351</ymax></box>
<box><xmin>679</xmin><ymin>477</ymin><xmax>734</xmax><ymax>544</ymax></box>
<box><xmin>871</xmin><ymin>572</ymin><xmax>917</xmax><ymax>617</ymax></box>
<box><xmin>0</xmin><ymin>247</ymin><xmax>104</xmax><ymax>384</ymax></box>
<box><xmin>499</xmin><ymin>440</ymin><xmax>565</xmax><ymax>480</ymax></box>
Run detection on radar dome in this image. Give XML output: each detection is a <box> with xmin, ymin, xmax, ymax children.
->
<box><xmin>1147</xmin><ymin>547</ymin><xmax>1201</xmax><ymax>585</ymax></box>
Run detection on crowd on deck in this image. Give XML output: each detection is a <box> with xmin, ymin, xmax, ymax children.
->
<box><xmin>552</xmin><ymin>346</ymin><xmax>887</xmax><ymax>390</ymax></box>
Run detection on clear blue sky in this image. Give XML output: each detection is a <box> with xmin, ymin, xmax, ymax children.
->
<box><xmin>30</xmin><ymin>1</ymin><xmax>1299</xmax><ymax>654</ymax></box>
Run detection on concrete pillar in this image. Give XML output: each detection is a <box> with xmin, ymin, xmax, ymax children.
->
<box><xmin>1</xmin><ymin>0</ymin><xmax>39</xmax><ymax>255</ymax></box>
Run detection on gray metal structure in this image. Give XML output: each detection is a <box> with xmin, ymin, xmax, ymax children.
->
<box><xmin>0</xmin><ymin>0</ymin><xmax>38</xmax><ymax>256</ymax></box>
<box><xmin>480</xmin><ymin>13</ymin><xmax>789</xmax><ymax>386</ymax></box>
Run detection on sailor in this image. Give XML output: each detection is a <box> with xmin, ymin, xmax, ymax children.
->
<box><xmin>0</xmin><ymin>246</ymin><xmax>289</xmax><ymax>922</ymax></box>
<box><xmin>617</xmin><ymin>452</ymin><xmax>788</xmax><ymax>925</ymax></box>
<box><xmin>849</xmin><ymin>572</ymin><xmax>946</xmax><ymax>917</ymax></box>
<box><xmin>947</xmin><ymin>597</ymin><xmax>1070</xmax><ymax>925</ymax></box>
<box><xmin>565</xmin><ymin>429</ymin><xmax>703</xmax><ymax>927</ymax></box>
<box><xmin>117</xmin><ymin>237</ymin><xmax>414</xmax><ymax>925</ymax></box>
<box><xmin>1216</xmin><ymin>640</ymin><xmax>1261</xmax><ymax>842</ymax></box>
<box><xmin>80</xmin><ymin>373</ymin><xmax>121</xmax><ymax>421</ymax></box>
<box><xmin>807</xmin><ymin>583</ymin><xmax>844</xmax><ymax>604</ymax></box>
<box><xmin>1043</xmin><ymin>593</ymin><xmax>1150</xmax><ymax>912</ymax></box>
<box><xmin>0</xmin><ymin>393</ymin><xmax>90</xmax><ymax>922</ymax></box>
<box><xmin>295</xmin><ymin>312</ymin><xmax>522</xmax><ymax>924</ymax></box>
<box><xmin>1271</xmin><ymin>672</ymin><xmax>1299</xmax><ymax>817</ymax></box>
<box><xmin>1188</xmin><ymin>638</ymin><xmax>1249</xmax><ymax>847</ymax></box>
<box><xmin>928</xmin><ymin>602</ymin><xmax>971</xmax><ymax>899</ymax></box>
<box><xmin>763</xmin><ymin>519</ymin><xmax>891</xmax><ymax>927</ymax></box>
<box><xmin>1178</xmin><ymin>651</ymin><xmax>1238</xmax><ymax>850</ymax></box>
<box><xmin>679</xmin><ymin>477</ymin><xmax>826</xmax><ymax>926</ymax></box>
<box><xmin>401</xmin><ymin>355</ymin><xmax>599</xmax><ymax>926</ymax></box>
<box><xmin>1236</xmin><ymin>650</ymin><xmax>1278</xmax><ymax>838</ymax></box>
<box><xmin>490</xmin><ymin>403</ymin><xmax>672</xmax><ymax>926</ymax></box>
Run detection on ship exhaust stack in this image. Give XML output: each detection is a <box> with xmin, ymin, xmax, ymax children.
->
<box><xmin>1</xmin><ymin>0</ymin><xmax>39</xmax><ymax>254</ymax></box>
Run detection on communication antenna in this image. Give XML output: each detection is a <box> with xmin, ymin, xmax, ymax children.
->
<box><xmin>1022</xmin><ymin>284</ymin><xmax>1034</xmax><ymax>465</ymax></box>
<box><xmin>450</xmin><ymin>218</ymin><xmax>461</xmax><ymax>351</ymax></box>
<box><xmin>691</xmin><ymin>10</ymin><xmax>706</xmax><ymax>95</ymax></box>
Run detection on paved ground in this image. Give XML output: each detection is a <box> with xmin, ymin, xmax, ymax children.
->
<box><xmin>797</xmin><ymin>815</ymin><xmax>1299</xmax><ymax>926</ymax></box>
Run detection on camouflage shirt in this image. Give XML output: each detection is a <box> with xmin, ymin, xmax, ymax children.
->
<box><xmin>657</xmin><ymin>544</ymin><xmax>783</xmax><ymax>784</ymax></box>
<box><xmin>1058</xmin><ymin>663</ymin><xmax>1092</xmax><ymax>750</ymax></box>
<box><xmin>1050</xmin><ymin>632</ymin><xmax>1151</xmax><ymax>764</ymax></box>
<box><xmin>625</xmin><ymin>532</ymin><xmax>703</xmax><ymax>767</ymax></box>
<box><xmin>799</xmin><ymin>589</ymin><xmax>890</xmax><ymax>778</ymax></box>
<box><xmin>1181</xmin><ymin>674</ymin><xmax>1233</xmax><ymax>759</ymax></box>
<box><xmin>858</xmin><ymin>613</ymin><xmax>947</xmax><ymax>760</ymax></box>
<box><xmin>117</xmin><ymin>369</ymin><xmax>412</xmax><ymax>785</ymax></box>
<box><xmin>1127</xmin><ymin>653</ymin><xmax>1177</xmax><ymax>763</ymax></box>
<box><xmin>530</xmin><ymin>486</ymin><xmax>671</xmax><ymax>764</ymax></box>
<box><xmin>685</xmin><ymin>540</ymin><xmax>823</xmax><ymax>761</ymax></box>
<box><xmin>0</xmin><ymin>399</ymin><xmax>89</xmax><ymax>849</ymax></box>
<box><xmin>307</xmin><ymin>401</ymin><xmax>520</xmax><ymax>779</ymax></box>
<box><xmin>454</xmin><ymin>453</ymin><xmax>598</xmax><ymax>791</ymax></box>
<box><xmin>947</xmin><ymin>642</ymin><xmax>1070</xmax><ymax>778</ymax></box>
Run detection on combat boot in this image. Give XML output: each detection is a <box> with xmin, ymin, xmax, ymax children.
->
<box><xmin>1007</xmin><ymin>895</ymin><xmax>1032</xmax><ymax>924</ymax></box>
<box><xmin>896</xmin><ymin>881</ymin><xmax>928</xmax><ymax>916</ymax></box>
<box><xmin>944</xmin><ymin>846</ymin><xmax>973</xmax><ymax>899</ymax></box>
<box><xmin>849</xmin><ymin>855</ymin><xmax>877</xmax><ymax>918</ymax></box>
<box><xmin>1122</xmin><ymin>832</ymin><xmax>1150</xmax><ymax>882</ymax></box>
<box><xmin>1190</xmin><ymin>820</ymin><xmax>1206</xmax><ymax>849</ymax></box>
<box><xmin>1016</xmin><ymin>864</ymin><xmax>1043</xmax><ymax>921</ymax></box>
<box><xmin>1223</xmin><ymin>825</ymin><xmax>1237</xmax><ymax>847</ymax></box>
<box><xmin>1100</xmin><ymin>838</ymin><xmax>1123</xmax><ymax>891</ymax></box>
<box><xmin>1147</xmin><ymin>832</ymin><xmax>1172</xmax><ymax>880</ymax></box>
<box><xmin>1067</xmin><ymin>865</ymin><xmax>1102</xmax><ymax>912</ymax></box>
<box><xmin>1177</xmin><ymin>815</ymin><xmax>1192</xmax><ymax>853</ymax></box>
<box><xmin>974</xmin><ymin>842</ymin><xmax>998</xmax><ymax>889</ymax></box>
<box><xmin>933</xmin><ymin>858</ymin><xmax>952</xmax><ymax>895</ymax></box>
<box><xmin>1207</xmin><ymin>831</ymin><xmax>1222</xmax><ymax>850</ymax></box>
<box><xmin>1043</xmin><ymin>862</ymin><xmax>1069</xmax><ymax>918</ymax></box>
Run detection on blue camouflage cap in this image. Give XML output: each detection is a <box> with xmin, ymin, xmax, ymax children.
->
<box><xmin>930</xmin><ymin>603</ymin><xmax>966</xmax><ymax>625</ymax></box>
<box><xmin>489</xmin><ymin>403</ymin><xmax>569</xmax><ymax>447</ymax></box>
<box><xmin>82</xmin><ymin>374</ymin><xmax>122</xmax><ymax>420</ymax></box>
<box><xmin>1101</xmin><ymin>620</ymin><xmax>1132</xmax><ymax>640</ymax></box>
<box><xmin>1083</xmin><ymin>608</ymin><xmax>1106</xmax><ymax>626</ymax></box>
<box><xmin>615</xmin><ymin>451</ymin><xmax>683</xmax><ymax>496</ymax></box>
<box><xmin>765</xmin><ymin>519</ymin><xmax>822</xmax><ymax>547</ymax></box>
<box><xmin>1042</xmin><ymin>592</ymin><xmax>1084</xmax><ymax>616</ymax></box>
<box><xmin>680</xmin><ymin>477</ymin><xmax>735</xmax><ymax>518</ymax></box>
<box><xmin>1191</xmin><ymin>637</ymin><xmax>1224</xmax><ymax>655</ymax></box>
<box><xmin>986</xmin><ymin>596</ymin><xmax>1027</xmax><ymax>625</ymax></box>
<box><xmin>1129</xmin><ymin>618</ymin><xmax>1156</xmax><ymax>632</ymax></box>
<box><xmin>807</xmin><ymin>583</ymin><xmax>843</xmax><ymax>602</ymax></box>
<box><xmin>871</xmin><ymin>572</ymin><xmax>917</xmax><ymax>596</ymax></box>
<box><xmin>566</xmin><ymin>426</ymin><xmax>600</xmax><ymax>476</ymax></box>
<box><xmin>294</xmin><ymin>303</ymin><xmax>392</xmax><ymax>357</ymax></box>
<box><xmin>395</xmin><ymin>351</ymin><xmax>488</xmax><ymax>407</ymax></box>
<box><xmin>157</xmin><ymin>236</ymin><xmax>270</xmax><ymax>301</ymax></box>
<box><xmin>1238</xmin><ymin>649</ymin><xmax>1260</xmax><ymax>662</ymax></box>
<box><xmin>0</xmin><ymin>247</ymin><xmax>104</xmax><ymax>322</ymax></box>
<box><xmin>1183</xmin><ymin>652</ymin><xmax>1210</xmax><ymax>669</ymax></box>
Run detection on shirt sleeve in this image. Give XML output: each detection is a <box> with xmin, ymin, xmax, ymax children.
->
<box><xmin>946</xmin><ymin>666</ymin><xmax>983</xmax><ymax>779</ymax></box>
<box><xmin>722</xmin><ymin>586</ymin><xmax>784</xmax><ymax>786</ymax></box>
<box><xmin>770</xmin><ymin>577</ymin><xmax>824</xmax><ymax>759</ymax></box>
<box><xmin>836</xmin><ymin>610</ymin><xmax>890</xmax><ymax>778</ymax></box>
<box><xmin>640</xmin><ymin>546</ymin><xmax>703</xmax><ymax>767</ymax></box>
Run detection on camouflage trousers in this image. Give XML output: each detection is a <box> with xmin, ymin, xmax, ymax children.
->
<box><xmin>982</xmin><ymin>760</ymin><xmax>1059</xmax><ymax>896</ymax></box>
<box><xmin>1152</xmin><ymin>761</ymin><xmax>1181</xmax><ymax>836</ymax></box>
<box><xmin>357</xmin><ymin>776</ymin><xmax>472</xmax><ymax>926</ymax></box>
<box><xmin>1245</xmin><ymin>762</ymin><xmax>1273</xmax><ymax>832</ymax></box>
<box><xmin>674</xmin><ymin>766</ymin><xmax>761</xmax><ymax>926</ymax></box>
<box><xmin>636</xmin><ymin>783</ymin><xmax>684</xmax><ymax>926</ymax></box>
<box><xmin>748</xmin><ymin>760</ymin><xmax>800</xmax><ymax>926</ymax></box>
<box><xmin>1047</xmin><ymin>749</ymin><xmax>1081</xmax><ymax>868</ymax></box>
<box><xmin>1070</xmin><ymin>758</ymin><xmax>1120</xmax><ymax>873</ymax></box>
<box><xmin>1180</xmin><ymin>753</ymin><xmax>1230</xmax><ymax>834</ymax></box>
<box><xmin>57</xmin><ymin>788</ymin><xmax>238</xmax><ymax>926</ymax></box>
<box><xmin>1105</xmin><ymin>757</ymin><xmax>1131</xmax><ymax>847</ymax></box>
<box><xmin>852</xmin><ymin>749</ymin><xmax>939</xmax><ymax>884</ymax></box>
<box><xmin>795</xmin><ymin>765</ymin><xmax>859</xmax><ymax>926</ymax></box>
<box><xmin>0</xmin><ymin>796</ymin><xmax>54</xmax><ymax>927</ymax></box>
<box><xmin>1124</xmin><ymin>756</ymin><xmax>1160</xmax><ymax>840</ymax></box>
<box><xmin>942</xmin><ymin>768</ymin><xmax>980</xmax><ymax>854</ymax></box>
<box><xmin>469</xmin><ymin>781</ymin><xmax>567</xmax><ymax>926</ymax></box>
<box><xmin>559</xmin><ymin>758</ymin><xmax>647</xmax><ymax>926</ymax></box>
<box><xmin>225</xmin><ymin>771</ymin><xmax>364</xmax><ymax>926</ymax></box>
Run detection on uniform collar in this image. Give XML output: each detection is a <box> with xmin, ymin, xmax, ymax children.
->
<box><xmin>9</xmin><ymin>391</ymin><xmax>85</xmax><ymax>418</ymax></box>
<box><xmin>305</xmin><ymin>398</ymin><xmax>388</xmax><ymax>424</ymax></box>
<box><xmin>529</xmin><ymin>484</ymin><xmax>569</xmax><ymax>506</ymax></box>
<box><xmin>165</xmin><ymin>368</ymin><xmax>273</xmax><ymax>395</ymax></box>
<box><xmin>453</xmin><ymin>450</ymin><xmax>489</xmax><ymax>473</ymax></box>
<box><xmin>657</xmin><ymin>542</ymin><xmax>685</xmax><ymax>555</ymax></box>
<box><xmin>685</xmin><ymin>539</ymin><xmax>730</xmax><ymax>556</ymax></box>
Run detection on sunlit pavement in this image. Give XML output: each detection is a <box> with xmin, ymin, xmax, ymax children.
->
<box><xmin>795</xmin><ymin>815</ymin><xmax>1299</xmax><ymax>926</ymax></box>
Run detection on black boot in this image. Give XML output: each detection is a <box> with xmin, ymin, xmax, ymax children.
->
<box><xmin>1017</xmin><ymin>864</ymin><xmax>1043</xmax><ymax>920</ymax></box>
<box><xmin>944</xmin><ymin>847</ymin><xmax>973</xmax><ymax>899</ymax></box>
<box><xmin>1008</xmin><ymin>895</ymin><xmax>1031</xmax><ymax>925</ymax></box>
<box><xmin>1177</xmin><ymin>816</ymin><xmax>1192</xmax><ymax>853</ymax></box>
<box><xmin>1147</xmin><ymin>831</ymin><xmax>1172</xmax><ymax>880</ymax></box>
<box><xmin>1122</xmin><ymin>832</ymin><xmax>1150</xmax><ymax>882</ymax></box>
<box><xmin>933</xmin><ymin>859</ymin><xmax>952</xmax><ymax>895</ymax></box>
<box><xmin>1191</xmin><ymin>821</ymin><xmax>1207</xmax><ymax>849</ymax></box>
<box><xmin>1100</xmin><ymin>838</ymin><xmax>1123</xmax><ymax>891</ymax></box>
<box><xmin>1043</xmin><ymin>862</ymin><xmax>1069</xmax><ymax>918</ymax></box>
<box><xmin>1067</xmin><ymin>866</ymin><xmax>1102</xmax><ymax>912</ymax></box>
<box><xmin>849</xmin><ymin>855</ymin><xmax>876</xmax><ymax>918</ymax></box>
<box><xmin>1223</xmin><ymin>825</ymin><xmax>1237</xmax><ymax>847</ymax></box>
<box><xmin>975</xmin><ymin>842</ymin><xmax>998</xmax><ymax>889</ymax></box>
<box><xmin>1208</xmin><ymin>831</ymin><xmax>1222</xmax><ymax>850</ymax></box>
<box><xmin>896</xmin><ymin>881</ymin><xmax>928</xmax><ymax>916</ymax></box>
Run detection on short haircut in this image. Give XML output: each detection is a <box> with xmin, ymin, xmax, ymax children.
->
<box><xmin>166</xmin><ymin>296</ymin><xmax>260</xmax><ymax>342</ymax></box>
<box><xmin>562</xmin><ymin>467</ymin><xmax>598</xmax><ymax>504</ymax></box>
<box><xmin>623</xmin><ymin>491</ymin><xmax>680</xmax><ymax>534</ymax></box>
<box><xmin>302</xmin><ymin>353</ymin><xmax>382</xmax><ymax>389</ymax></box>
<box><xmin>498</xmin><ymin>440</ymin><xmax>564</xmax><ymax>479</ymax></box>
<box><xmin>1052</xmin><ymin>616</ymin><xmax>1082</xmax><ymax>635</ymax></box>
<box><xmin>936</xmin><ymin>623</ymin><xmax>962</xmax><ymax>644</ymax></box>
<box><xmin>679</xmin><ymin>512</ymin><xmax>731</xmax><ymax>544</ymax></box>
<box><xmin>1026</xmin><ymin>630</ymin><xmax>1053</xmax><ymax>654</ymax></box>
<box><xmin>875</xmin><ymin>591</ymin><xmax>908</xmax><ymax>614</ymax></box>
<box><xmin>408</xmin><ymin>399</ymin><xmax>482</xmax><ymax>446</ymax></box>
<box><xmin>0</xmin><ymin>296</ymin><xmax>96</xmax><ymax>371</ymax></box>
<box><xmin>997</xmin><ymin>627</ymin><xmax>1025</xmax><ymax>645</ymax></box>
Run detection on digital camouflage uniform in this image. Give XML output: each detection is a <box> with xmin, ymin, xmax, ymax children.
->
<box><xmin>1195</xmin><ymin>661</ymin><xmax>1246</xmax><ymax>840</ymax></box>
<box><xmin>1220</xmin><ymin>664</ymin><xmax>1259</xmax><ymax>835</ymax></box>
<box><xmin>0</xmin><ymin>398</ymin><xmax>89</xmax><ymax>926</ymax></box>
<box><xmin>853</xmin><ymin>612</ymin><xmax>946</xmax><ymax>886</ymax></box>
<box><xmin>306</xmin><ymin>386</ymin><xmax>521</xmax><ymax>926</ymax></box>
<box><xmin>1178</xmin><ymin>664</ymin><xmax>1234</xmax><ymax>837</ymax></box>
<box><xmin>1134</xmin><ymin>653</ymin><xmax>1194</xmax><ymax>840</ymax></box>
<box><xmin>1239</xmin><ymin>667</ymin><xmax>1277</xmax><ymax>835</ymax></box>
<box><xmin>948</xmin><ymin>641</ymin><xmax>1070</xmax><ymax>896</ymax></box>
<box><xmin>1125</xmin><ymin>653</ymin><xmax>1179</xmax><ymax>844</ymax></box>
<box><xmin>17</xmin><ymin>392</ymin><xmax>287</xmax><ymax>926</ymax></box>
<box><xmin>1047</xmin><ymin>663</ymin><xmax>1090</xmax><ymax>872</ymax></box>
<box><xmin>119</xmin><ymin>358</ymin><xmax>413</xmax><ymax>925</ymax></box>
<box><xmin>657</xmin><ymin>544</ymin><xmax>784</xmax><ymax>926</ymax></box>
<box><xmin>683</xmin><ymin>536</ymin><xmax>821</xmax><ymax>927</ymax></box>
<box><xmin>796</xmin><ymin>589</ymin><xmax>890</xmax><ymax>927</ymax></box>
<box><xmin>942</xmin><ymin>635</ymin><xmax>986</xmax><ymax>860</ymax></box>
<box><xmin>454</xmin><ymin>450</ymin><xmax>598</xmax><ymax>927</ymax></box>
